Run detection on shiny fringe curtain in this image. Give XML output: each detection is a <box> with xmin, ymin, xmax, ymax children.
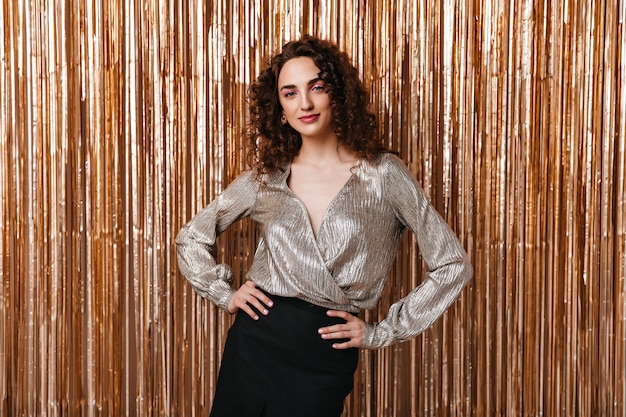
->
<box><xmin>1</xmin><ymin>0</ymin><xmax>624</xmax><ymax>416</ymax></box>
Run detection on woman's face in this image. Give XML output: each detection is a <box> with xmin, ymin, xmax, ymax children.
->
<box><xmin>277</xmin><ymin>57</ymin><xmax>335</xmax><ymax>142</ymax></box>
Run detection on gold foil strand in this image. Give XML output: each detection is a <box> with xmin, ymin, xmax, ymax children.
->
<box><xmin>616</xmin><ymin>2</ymin><xmax>624</xmax><ymax>413</ymax></box>
<box><xmin>1</xmin><ymin>1</ymin><xmax>625</xmax><ymax>416</ymax></box>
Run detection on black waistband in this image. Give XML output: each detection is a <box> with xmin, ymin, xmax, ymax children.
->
<box><xmin>259</xmin><ymin>289</ymin><xmax>357</xmax><ymax>316</ymax></box>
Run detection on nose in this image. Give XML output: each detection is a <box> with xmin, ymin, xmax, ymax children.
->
<box><xmin>299</xmin><ymin>93</ymin><xmax>313</xmax><ymax>111</ymax></box>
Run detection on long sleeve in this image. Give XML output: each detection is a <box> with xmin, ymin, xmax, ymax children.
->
<box><xmin>175</xmin><ymin>170</ymin><xmax>258</xmax><ymax>310</ymax></box>
<box><xmin>361</xmin><ymin>155</ymin><xmax>473</xmax><ymax>349</ymax></box>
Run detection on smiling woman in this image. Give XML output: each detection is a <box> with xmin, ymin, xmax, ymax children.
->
<box><xmin>175</xmin><ymin>35</ymin><xmax>473</xmax><ymax>417</ymax></box>
<box><xmin>278</xmin><ymin>57</ymin><xmax>335</xmax><ymax>143</ymax></box>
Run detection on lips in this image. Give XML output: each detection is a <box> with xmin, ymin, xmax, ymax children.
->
<box><xmin>298</xmin><ymin>114</ymin><xmax>320</xmax><ymax>123</ymax></box>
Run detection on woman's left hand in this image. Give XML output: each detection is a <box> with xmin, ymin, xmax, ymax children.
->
<box><xmin>318</xmin><ymin>310</ymin><xmax>366</xmax><ymax>349</ymax></box>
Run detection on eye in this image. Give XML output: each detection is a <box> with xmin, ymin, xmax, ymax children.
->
<box><xmin>282</xmin><ymin>90</ymin><xmax>297</xmax><ymax>98</ymax></box>
<box><xmin>311</xmin><ymin>83</ymin><xmax>325</xmax><ymax>92</ymax></box>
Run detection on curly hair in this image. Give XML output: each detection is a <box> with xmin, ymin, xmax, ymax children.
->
<box><xmin>248</xmin><ymin>35</ymin><xmax>385</xmax><ymax>175</ymax></box>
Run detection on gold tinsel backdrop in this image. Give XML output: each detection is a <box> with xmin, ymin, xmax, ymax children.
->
<box><xmin>1</xmin><ymin>0</ymin><xmax>625</xmax><ymax>416</ymax></box>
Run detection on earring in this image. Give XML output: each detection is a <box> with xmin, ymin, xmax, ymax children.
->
<box><xmin>281</xmin><ymin>114</ymin><xmax>288</xmax><ymax>125</ymax></box>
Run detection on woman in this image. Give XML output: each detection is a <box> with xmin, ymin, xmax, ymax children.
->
<box><xmin>176</xmin><ymin>35</ymin><xmax>472</xmax><ymax>417</ymax></box>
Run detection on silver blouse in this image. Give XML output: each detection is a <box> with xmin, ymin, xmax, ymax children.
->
<box><xmin>176</xmin><ymin>153</ymin><xmax>472</xmax><ymax>349</ymax></box>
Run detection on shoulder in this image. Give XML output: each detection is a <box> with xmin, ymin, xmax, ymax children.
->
<box><xmin>238</xmin><ymin>165</ymin><xmax>290</xmax><ymax>192</ymax></box>
<box><xmin>362</xmin><ymin>153</ymin><xmax>424</xmax><ymax>200</ymax></box>
<box><xmin>229</xmin><ymin>169</ymin><xmax>257</xmax><ymax>186</ymax></box>
<box><xmin>222</xmin><ymin>169</ymin><xmax>263</xmax><ymax>196</ymax></box>
<box><xmin>359</xmin><ymin>152</ymin><xmax>410</xmax><ymax>177</ymax></box>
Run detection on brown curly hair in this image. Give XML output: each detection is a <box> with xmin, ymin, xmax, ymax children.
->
<box><xmin>248</xmin><ymin>35</ymin><xmax>386</xmax><ymax>175</ymax></box>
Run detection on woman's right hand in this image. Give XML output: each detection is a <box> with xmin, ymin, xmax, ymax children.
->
<box><xmin>227</xmin><ymin>280</ymin><xmax>274</xmax><ymax>320</ymax></box>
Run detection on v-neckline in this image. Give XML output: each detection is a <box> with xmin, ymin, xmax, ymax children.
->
<box><xmin>283</xmin><ymin>164</ymin><xmax>357</xmax><ymax>240</ymax></box>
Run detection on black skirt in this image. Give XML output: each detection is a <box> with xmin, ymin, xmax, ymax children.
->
<box><xmin>209</xmin><ymin>293</ymin><xmax>359</xmax><ymax>417</ymax></box>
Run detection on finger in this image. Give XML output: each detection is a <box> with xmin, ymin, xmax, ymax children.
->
<box><xmin>330</xmin><ymin>338</ymin><xmax>362</xmax><ymax>349</ymax></box>
<box><xmin>232</xmin><ymin>292</ymin><xmax>269</xmax><ymax>316</ymax></box>
<box><xmin>241</xmin><ymin>281</ymin><xmax>274</xmax><ymax>309</ymax></box>
<box><xmin>241</xmin><ymin>290</ymin><xmax>272</xmax><ymax>316</ymax></box>
<box><xmin>229</xmin><ymin>282</ymin><xmax>274</xmax><ymax>316</ymax></box>
<box><xmin>319</xmin><ymin>326</ymin><xmax>363</xmax><ymax>341</ymax></box>
<box><xmin>239</xmin><ymin>302</ymin><xmax>261</xmax><ymax>320</ymax></box>
<box><xmin>248</xmin><ymin>288</ymin><xmax>274</xmax><ymax>309</ymax></box>
<box><xmin>246</xmin><ymin>297</ymin><xmax>271</xmax><ymax>316</ymax></box>
<box><xmin>318</xmin><ymin>323</ymin><xmax>350</xmax><ymax>335</ymax></box>
<box><xmin>325</xmin><ymin>310</ymin><xmax>354</xmax><ymax>320</ymax></box>
<box><xmin>321</xmin><ymin>327</ymin><xmax>363</xmax><ymax>349</ymax></box>
<box><xmin>319</xmin><ymin>312</ymin><xmax>364</xmax><ymax>334</ymax></box>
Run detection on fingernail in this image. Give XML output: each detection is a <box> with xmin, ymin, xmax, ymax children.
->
<box><xmin>321</xmin><ymin>334</ymin><xmax>326</xmax><ymax>339</ymax></box>
<box><xmin>318</xmin><ymin>328</ymin><xmax>323</xmax><ymax>334</ymax></box>
<box><xmin>263</xmin><ymin>309</ymin><xmax>269</xmax><ymax>315</ymax></box>
<box><xmin>254</xmin><ymin>315</ymin><xmax>259</xmax><ymax>320</ymax></box>
<box><xmin>267</xmin><ymin>301</ymin><xmax>274</xmax><ymax>307</ymax></box>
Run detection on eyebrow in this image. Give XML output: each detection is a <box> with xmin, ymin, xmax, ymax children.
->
<box><xmin>279</xmin><ymin>77</ymin><xmax>323</xmax><ymax>91</ymax></box>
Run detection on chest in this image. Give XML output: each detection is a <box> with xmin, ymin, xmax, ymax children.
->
<box><xmin>287</xmin><ymin>169</ymin><xmax>354</xmax><ymax>238</ymax></box>
<box><xmin>252</xmin><ymin>174</ymin><xmax>399</xmax><ymax>247</ymax></box>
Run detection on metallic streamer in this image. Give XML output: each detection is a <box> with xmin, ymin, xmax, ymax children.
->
<box><xmin>1</xmin><ymin>0</ymin><xmax>624</xmax><ymax>416</ymax></box>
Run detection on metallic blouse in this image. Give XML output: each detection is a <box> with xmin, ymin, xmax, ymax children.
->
<box><xmin>176</xmin><ymin>153</ymin><xmax>472</xmax><ymax>349</ymax></box>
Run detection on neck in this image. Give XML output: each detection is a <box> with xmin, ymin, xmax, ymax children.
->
<box><xmin>296</xmin><ymin>138</ymin><xmax>356</xmax><ymax>167</ymax></box>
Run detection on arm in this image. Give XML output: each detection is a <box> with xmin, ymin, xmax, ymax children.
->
<box><xmin>175</xmin><ymin>170</ymin><xmax>258</xmax><ymax>310</ymax></box>
<box><xmin>361</xmin><ymin>155</ymin><xmax>473</xmax><ymax>349</ymax></box>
